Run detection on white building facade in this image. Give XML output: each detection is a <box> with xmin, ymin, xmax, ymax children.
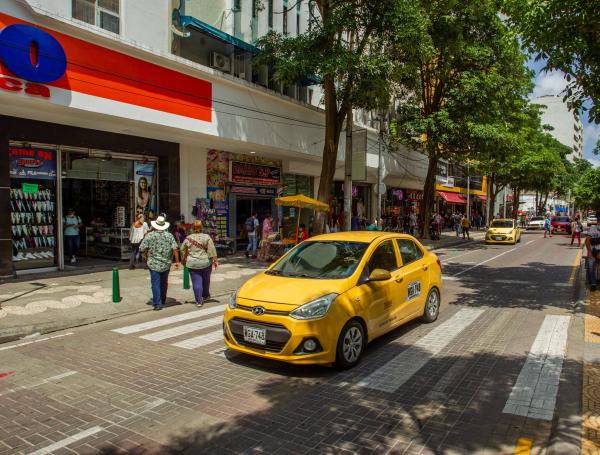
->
<box><xmin>0</xmin><ymin>0</ymin><xmax>427</xmax><ymax>276</ymax></box>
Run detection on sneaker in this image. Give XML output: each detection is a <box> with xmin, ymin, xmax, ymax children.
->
<box><xmin>70</xmin><ymin>256</ymin><xmax>76</xmax><ymax>264</ymax></box>
<box><xmin>196</xmin><ymin>302</ymin><xmax>204</xmax><ymax>308</ymax></box>
<box><xmin>153</xmin><ymin>305</ymin><xmax>160</xmax><ymax>311</ymax></box>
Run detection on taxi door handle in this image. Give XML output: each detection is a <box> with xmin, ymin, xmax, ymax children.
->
<box><xmin>395</xmin><ymin>277</ymin><xmax>403</xmax><ymax>283</ymax></box>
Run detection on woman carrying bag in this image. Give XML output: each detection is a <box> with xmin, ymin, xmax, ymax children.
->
<box><xmin>180</xmin><ymin>220</ymin><xmax>218</xmax><ymax>307</ymax></box>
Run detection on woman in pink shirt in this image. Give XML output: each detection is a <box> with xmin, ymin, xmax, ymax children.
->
<box><xmin>257</xmin><ymin>213</ymin><xmax>273</xmax><ymax>262</ymax></box>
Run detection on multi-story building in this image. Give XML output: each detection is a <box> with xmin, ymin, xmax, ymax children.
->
<box><xmin>534</xmin><ymin>95</ymin><xmax>584</xmax><ymax>162</ymax></box>
<box><xmin>0</xmin><ymin>0</ymin><xmax>427</xmax><ymax>276</ymax></box>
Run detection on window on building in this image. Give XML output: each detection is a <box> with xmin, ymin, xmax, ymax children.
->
<box><xmin>72</xmin><ymin>0</ymin><xmax>119</xmax><ymax>34</ymax></box>
<box><xmin>283</xmin><ymin>0</ymin><xmax>288</xmax><ymax>35</ymax></box>
<box><xmin>268</xmin><ymin>0</ymin><xmax>274</xmax><ymax>29</ymax></box>
<box><xmin>296</xmin><ymin>0</ymin><xmax>301</xmax><ymax>35</ymax></box>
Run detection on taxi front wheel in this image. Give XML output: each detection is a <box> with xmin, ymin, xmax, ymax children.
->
<box><xmin>335</xmin><ymin>320</ymin><xmax>365</xmax><ymax>369</ymax></box>
<box><xmin>422</xmin><ymin>288</ymin><xmax>440</xmax><ymax>323</ymax></box>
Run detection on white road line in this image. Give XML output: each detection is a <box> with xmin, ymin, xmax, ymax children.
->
<box><xmin>171</xmin><ymin>330</ymin><xmax>224</xmax><ymax>349</ymax></box>
<box><xmin>0</xmin><ymin>370</ymin><xmax>78</xmax><ymax>397</ymax></box>
<box><xmin>503</xmin><ymin>315</ymin><xmax>570</xmax><ymax>421</ymax></box>
<box><xmin>452</xmin><ymin>248</ymin><xmax>517</xmax><ymax>277</ymax></box>
<box><xmin>112</xmin><ymin>305</ymin><xmax>224</xmax><ymax>334</ymax></box>
<box><xmin>358</xmin><ymin>308</ymin><xmax>485</xmax><ymax>393</ymax></box>
<box><xmin>27</xmin><ymin>426</ymin><xmax>103</xmax><ymax>455</ymax></box>
<box><xmin>0</xmin><ymin>332</ymin><xmax>74</xmax><ymax>351</ymax></box>
<box><xmin>440</xmin><ymin>248</ymin><xmax>483</xmax><ymax>264</ymax></box>
<box><xmin>139</xmin><ymin>316</ymin><xmax>223</xmax><ymax>341</ymax></box>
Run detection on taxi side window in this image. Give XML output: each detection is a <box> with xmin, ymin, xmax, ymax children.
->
<box><xmin>367</xmin><ymin>240</ymin><xmax>398</xmax><ymax>272</ymax></box>
<box><xmin>396</xmin><ymin>239</ymin><xmax>423</xmax><ymax>266</ymax></box>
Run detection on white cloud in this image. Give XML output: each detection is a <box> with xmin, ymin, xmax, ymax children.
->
<box><xmin>531</xmin><ymin>70</ymin><xmax>569</xmax><ymax>99</ymax></box>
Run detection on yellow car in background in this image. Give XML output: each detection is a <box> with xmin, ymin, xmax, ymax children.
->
<box><xmin>223</xmin><ymin>232</ymin><xmax>442</xmax><ymax>368</ymax></box>
<box><xmin>485</xmin><ymin>218</ymin><xmax>521</xmax><ymax>245</ymax></box>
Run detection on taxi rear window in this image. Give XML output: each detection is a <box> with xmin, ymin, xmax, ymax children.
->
<box><xmin>491</xmin><ymin>221</ymin><xmax>513</xmax><ymax>228</ymax></box>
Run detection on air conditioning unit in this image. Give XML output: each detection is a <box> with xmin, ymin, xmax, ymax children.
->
<box><xmin>210</xmin><ymin>52</ymin><xmax>231</xmax><ymax>73</ymax></box>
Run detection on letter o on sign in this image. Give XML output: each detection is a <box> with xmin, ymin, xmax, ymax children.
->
<box><xmin>0</xmin><ymin>24</ymin><xmax>66</xmax><ymax>83</ymax></box>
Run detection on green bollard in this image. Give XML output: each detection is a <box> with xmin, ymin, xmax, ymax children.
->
<box><xmin>183</xmin><ymin>266</ymin><xmax>190</xmax><ymax>290</ymax></box>
<box><xmin>112</xmin><ymin>267</ymin><xmax>121</xmax><ymax>303</ymax></box>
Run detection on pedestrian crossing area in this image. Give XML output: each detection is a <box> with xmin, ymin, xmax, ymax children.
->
<box><xmin>111</xmin><ymin>304</ymin><xmax>573</xmax><ymax>423</ymax></box>
<box><xmin>111</xmin><ymin>305</ymin><xmax>226</xmax><ymax>352</ymax></box>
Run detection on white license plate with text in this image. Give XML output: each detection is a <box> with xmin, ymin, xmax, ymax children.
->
<box><xmin>243</xmin><ymin>326</ymin><xmax>266</xmax><ymax>345</ymax></box>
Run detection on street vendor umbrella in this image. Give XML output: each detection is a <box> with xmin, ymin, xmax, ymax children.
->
<box><xmin>275</xmin><ymin>194</ymin><xmax>329</xmax><ymax>243</ymax></box>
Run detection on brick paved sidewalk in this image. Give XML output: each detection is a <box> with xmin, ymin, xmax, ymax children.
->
<box><xmin>583</xmin><ymin>288</ymin><xmax>600</xmax><ymax>453</ymax></box>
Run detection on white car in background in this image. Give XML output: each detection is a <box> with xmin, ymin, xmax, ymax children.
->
<box><xmin>588</xmin><ymin>214</ymin><xmax>597</xmax><ymax>226</ymax></box>
<box><xmin>526</xmin><ymin>216</ymin><xmax>545</xmax><ymax>230</ymax></box>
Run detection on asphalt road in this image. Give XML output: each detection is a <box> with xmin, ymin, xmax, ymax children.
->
<box><xmin>0</xmin><ymin>230</ymin><xmax>585</xmax><ymax>455</ymax></box>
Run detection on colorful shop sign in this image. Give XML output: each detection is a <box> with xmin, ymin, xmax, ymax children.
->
<box><xmin>231</xmin><ymin>161</ymin><xmax>281</xmax><ymax>186</ymax></box>
<box><xmin>9</xmin><ymin>147</ymin><xmax>56</xmax><ymax>180</ymax></box>
<box><xmin>230</xmin><ymin>185</ymin><xmax>278</xmax><ymax>196</ymax></box>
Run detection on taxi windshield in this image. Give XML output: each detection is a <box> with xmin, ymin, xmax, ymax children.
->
<box><xmin>491</xmin><ymin>220</ymin><xmax>514</xmax><ymax>229</ymax></box>
<box><xmin>268</xmin><ymin>241</ymin><xmax>368</xmax><ymax>279</ymax></box>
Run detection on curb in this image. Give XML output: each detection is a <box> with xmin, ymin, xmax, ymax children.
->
<box><xmin>0</xmin><ymin>288</ymin><xmax>235</xmax><ymax>345</ymax></box>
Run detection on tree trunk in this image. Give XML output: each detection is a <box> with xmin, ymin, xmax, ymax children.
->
<box><xmin>421</xmin><ymin>150</ymin><xmax>438</xmax><ymax>239</ymax></box>
<box><xmin>487</xmin><ymin>174</ymin><xmax>496</xmax><ymax>226</ymax></box>
<box><xmin>512</xmin><ymin>187</ymin><xmax>518</xmax><ymax>219</ymax></box>
<box><xmin>541</xmin><ymin>192</ymin><xmax>549</xmax><ymax>214</ymax></box>
<box><xmin>343</xmin><ymin>104</ymin><xmax>353</xmax><ymax>232</ymax></box>
<box><xmin>313</xmin><ymin>76</ymin><xmax>344</xmax><ymax>235</ymax></box>
<box><xmin>535</xmin><ymin>190</ymin><xmax>539</xmax><ymax>215</ymax></box>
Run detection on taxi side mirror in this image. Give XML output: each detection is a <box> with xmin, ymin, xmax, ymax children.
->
<box><xmin>368</xmin><ymin>269</ymin><xmax>391</xmax><ymax>282</ymax></box>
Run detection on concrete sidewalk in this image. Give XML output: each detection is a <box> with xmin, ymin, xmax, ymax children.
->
<box><xmin>0</xmin><ymin>230</ymin><xmax>484</xmax><ymax>344</ymax></box>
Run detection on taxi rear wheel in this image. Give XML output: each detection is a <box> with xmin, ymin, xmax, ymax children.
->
<box><xmin>422</xmin><ymin>288</ymin><xmax>440</xmax><ymax>323</ymax></box>
<box><xmin>335</xmin><ymin>320</ymin><xmax>365</xmax><ymax>369</ymax></box>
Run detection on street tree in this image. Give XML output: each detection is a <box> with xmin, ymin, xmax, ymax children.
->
<box><xmin>255</xmin><ymin>0</ymin><xmax>427</xmax><ymax>233</ymax></box>
<box><xmin>391</xmin><ymin>0</ymin><xmax>531</xmax><ymax>237</ymax></box>
<box><xmin>573</xmin><ymin>167</ymin><xmax>600</xmax><ymax>214</ymax></box>
<box><xmin>505</xmin><ymin>0</ymin><xmax>600</xmax><ymax>123</ymax></box>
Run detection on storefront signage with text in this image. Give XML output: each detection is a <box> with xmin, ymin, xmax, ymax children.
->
<box><xmin>10</xmin><ymin>147</ymin><xmax>56</xmax><ymax>180</ymax></box>
<box><xmin>231</xmin><ymin>161</ymin><xmax>281</xmax><ymax>186</ymax></box>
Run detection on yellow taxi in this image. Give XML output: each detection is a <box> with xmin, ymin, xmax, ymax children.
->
<box><xmin>485</xmin><ymin>218</ymin><xmax>522</xmax><ymax>245</ymax></box>
<box><xmin>223</xmin><ymin>232</ymin><xmax>442</xmax><ymax>368</ymax></box>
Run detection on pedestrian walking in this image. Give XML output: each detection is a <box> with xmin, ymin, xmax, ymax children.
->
<box><xmin>461</xmin><ymin>215</ymin><xmax>471</xmax><ymax>239</ymax></box>
<box><xmin>257</xmin><ymin>213</ymin><xmax>274</xmax><ymax>262</ymax></box>
<box><xmin>571</xmin><ymin>217</ymin><xmax>583</xmax><ymax>247</ymax></box>
<box><xmin>181</xmin><ymin>220</ymin><xmax>218</xmax><ymax>307</ymax></box>
<box><xmin>585</xmin><ymin>221</ymin><xmax>600</xmax><ymax>292</ymax></box>
<box><xmin>409</xmin><ymin>212</ymin><xmax>417</xmax><ymax>236</ymax></box>
<box><xmin>453</xmin><ymin>213</ymin><xmax>462</xmax><ymax>237</ymax></box>
<box><xmin>245</xmin><ymin>212</ymin><xmax>259</xmax><ymax>258</ymax></box>
<box><xmin>139</xmin><ymin>215</ymin><xmax>181</xmax><ymax>310</ymax></box>
<box><xmin>63</xmin><ymin>208</ymin><xmax>83</xmax><ymax>264</ymax></box>
<box><xmin>543</xmin><ymin>215</ymin><xmax>552</xmax><ymax>238</ymax></box>
<box><xmin>129</xmin><ymin>213</ymin><xmax>149</xmax><ymax>269</ymax></box>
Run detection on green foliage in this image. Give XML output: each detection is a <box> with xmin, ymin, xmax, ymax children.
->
<box><xmin>574</xmin><ymin>168</ymin><xmax>600</xmax><ymax>212</ymax></box>
<box><xmin>505</xmin><ymin>0</ymin><xmax>600</xmax><ymax>123</ymax></box>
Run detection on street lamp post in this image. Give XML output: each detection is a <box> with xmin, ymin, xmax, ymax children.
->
<box><xmin>466</xmin><ymin>160</ymin><xmax>470</xmax><ymax>219</ymax></box>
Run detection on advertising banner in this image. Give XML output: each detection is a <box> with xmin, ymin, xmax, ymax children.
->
<box><xmin>134</xmin><ymin>161</ymin><xmax>157</xmax><ymax>218</ymax></box>
<box><xmin>9</xmin><ymin>147</ymin><xmax>56</xmax><ymax>180</ymax></box>
<box><xmin>231</xmin><ymin>161</ymin><xmax>281</xmax><ymax>185</ymax></box>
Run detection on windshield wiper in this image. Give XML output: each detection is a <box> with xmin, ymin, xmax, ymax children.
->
<box><xmin>266</xmin><ymin>269</ymin><xmax>282</xmax><ymax>275</ymax></box>
<box><xmin>287</xmin><ymin>273</ymin><xmax>317</xmax><ymax>278</ymax></box>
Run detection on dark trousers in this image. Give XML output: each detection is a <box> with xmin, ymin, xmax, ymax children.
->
<box><xmin>571</xmin><ymin>232</ymin><xmax>581</xmax><ymax>246</ymax></box>
<box><xmin>129</xmin><ymin>243</ymin><xmax>142</xmax><ymax>268</ymax></box>
<box><xmin>462</xmin><ymin>227</ymin><xmax>470</xmax><ymax>239</ymax></box>
<box><xmin>149</xmin><ymin>269</ymin><xmax>169</xmax><ymax>307</ymax></box>
<box><xmin>189</xmin><ymin>266</ymin><xmax>212</xmax><ymax>304</ymax></box>
<box><xmin>65</xmin><ymin>235</ymin><xmax>80</xmax><ymax>257</ymax></box>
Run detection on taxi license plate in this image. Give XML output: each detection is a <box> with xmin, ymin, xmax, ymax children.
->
<box><xmin>493</xmin><ymin>236</ymin><xmax>504</xmax><ymax>240</ymax></box>
<box><xmin>243</xmin><ymin>326</ymin><xmax>266</xmax><ymax>345</ymax></box>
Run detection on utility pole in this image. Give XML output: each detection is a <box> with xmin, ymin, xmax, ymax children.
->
<box><xmin>343</xmin><ymin>105</ymin><xmax>353</xmax><ymax>231</ymax></box>
<box><xmin>503</xmin><ymin>186</ymin><xmax>507</xmax><ymax>218</ymax></box>
<box><xmin>466</xmin><ymin>160</ymin><xmax>470</xmax><ymax>219</ymax></box>
<box><xmin>376</xmin><ymin>109</ymin><xmax>384</xmax><ymax>223</ymax></box>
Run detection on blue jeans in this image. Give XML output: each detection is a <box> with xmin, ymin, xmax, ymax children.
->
<box><xmin>454</xmin><ymin>225</ymin><xmax>461</xmax><ymax>237</ymax></box>
<box><xmin>189</xmin><ymin>266</ymin><xmax>212</xmax><ymax>304</ymax></box>
<box><xmin>149</xmin><ymin>269</ymin><xmax>169</xmax><ymax>307</ymax></box>
<box><xmin>588</xmin><ymin>257</ymin><xmax>598</xmax><ymax>287</ymax></box>
<box><xmin>65</xmin><ymin>235</ymin><xmax>80</xmax><ymax>257</ymax></box>
<box><xmin>247</xmin><ymin>233</ymin><xmax>257</xmax><ymax>255</ymax></box>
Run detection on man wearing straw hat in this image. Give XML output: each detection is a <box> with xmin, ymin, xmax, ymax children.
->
<box><xmin>139</xmin><ymin>214</ymin><xmax>181</xmax><ymax>310</ymax></box>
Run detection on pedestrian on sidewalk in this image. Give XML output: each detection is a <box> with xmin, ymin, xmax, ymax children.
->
<box><xmin>245</xmin><ymin>212</ymin><xmax>259</xmax><ymax>258</ymax></box>
<box><xmin>409</xmin><ymin>212</ymin><xmax>417</xmax><ymax>236</ymax></box>
<box><xmin>63</xmin><ymin>208</ymin><xmax>83</xmax><ymax>264</ymax></box>
<box><xmin>461</xmin><ymin>215</ymin><xmax>471</xmax><ymax>240</ymax></box>
<box><xmin>571</xmin><ymin>217</ymin><xmax>583</xmax><ymax>247</ymax></box>
<box><xmin>585</xmin><ymin>221</ymin><xmax>600</xmax><ymax>292</ymax></box>
<box><xmin>257</xmin><ymin>213</ymin><xmax>273</xmax><ymax>262</ymax></box>
<box><xmin>129</xmin><ymin>213</ymin><xmax>149</xmax><ymax>269</ymax></box>
<box><xmin>453</xmin><ymin>212</ymin><xmax>462</xmax><ymax>237</ymax></box>
<box><xmin>543</xmin><ymin>215</ymin><xmax>552</xmax><ymax>238</ymax></box>
<box><xmin>139</xmin><ymin>215</ymin><xmax>181</xmax><ymax>310</ymax></box>
<box><xmin>181</xmin><ymin>220</ymin><xmax>218</xmax><ymax>307</ymax></box>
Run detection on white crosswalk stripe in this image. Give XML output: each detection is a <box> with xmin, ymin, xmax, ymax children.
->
<box><xmin>172</xmin><ymin>330</ymin><xmax>224</xmax><ymax>349</ymax></box>
<box><xmin>111</xmin><ymin>305</ymin><xmax>225</xmax><ymax>334</ymax></box>
<box><xmin>503</xmin><ymin>315</ymin><xmax>570</xmax><ymax>420</ymax></box>
<box><xmin>139</xmin><ymin>316</ymin><xmax>223</xmax><ymax>341</ymax></box>
<box><xmin>358</xmin><ymin>308</ymin><xmax>485</xmax><ymax>393</ymax></box>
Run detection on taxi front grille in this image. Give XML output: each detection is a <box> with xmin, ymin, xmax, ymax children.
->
<box><xmin>235</xmin><ymin>303</ymin><xmax>290</xmax><ymax>316</ymax></box>
<box><xmin>228</xmin><ymin>317</ymin><xmax>291</xmax><ymax>353</ymax></box>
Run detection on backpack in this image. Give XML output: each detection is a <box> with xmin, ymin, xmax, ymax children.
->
<box><xmin>245</xmin><ymin>217</ymin><xmax>255</xmax><ymax>233</ymax></box>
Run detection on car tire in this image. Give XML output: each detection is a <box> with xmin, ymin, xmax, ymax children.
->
<box><xmin>335</xmin><ymin>320</ymin><xmax>365</xmax><ymax>369</ymax></box>
<box><xmin>422</xmin><ymin>288</ymin><xmax>440</xmax><ymax>323</ymax></box>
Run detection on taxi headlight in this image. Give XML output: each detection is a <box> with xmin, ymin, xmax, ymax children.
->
<box><xmin>228</xmin><ymin>289</ymin><xmax>238</xmax><ymax>309</ymax></box>
<box><xmin>290</xmin><ymin>293</ymin><xmax>338</xmax><ymax>320</ymax></box>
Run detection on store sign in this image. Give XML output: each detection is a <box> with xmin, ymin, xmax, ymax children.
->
<box><xmin>231</xmin><ymin>161</ymin><xmax>281</xmax><ymax>185</ymax></box>
<box><xmin>21</xmin><ymin>182</ymin><xmax>39</xmax><ymax>194</ymax></box>
<box><xmin>392</xmin><ymin>189</ymin><xmax>404</xmax><ymax>200</ymax></box>
<box><xmin>230</xmin><ymin>185</ymin><xmax>277</xmax><ymax>196</ymax></box>
<box><xmin>406</xmin><ymin>190</ymin><xmax>423</xmax><ymax>201</ymax></box>
<box><xmin>9</xmin><ymin>147</ymin><xmax>56</xmax><ymax>180</ymax></box>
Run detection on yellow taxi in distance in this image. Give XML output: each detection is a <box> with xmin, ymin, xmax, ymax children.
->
<box><xmin>485</xmin><ymin>218</ymin><xmax>522</xmax><ymax>245</ymax></box>
<box><xmin>223</xmin><ymin>232</ymin><xmax>442</xmax><ymax>368</ymax></box>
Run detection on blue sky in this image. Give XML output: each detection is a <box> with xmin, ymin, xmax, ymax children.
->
<box><xmin>527</xmin><ymin>58</ymin><xmax>599</xmax><ymax>166</ymax></box>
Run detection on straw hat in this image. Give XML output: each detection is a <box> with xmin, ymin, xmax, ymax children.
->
<box><xmin>151</xmin><ymin>215</ymin><xmax>170</xmax><ymax>231</ymax></box>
